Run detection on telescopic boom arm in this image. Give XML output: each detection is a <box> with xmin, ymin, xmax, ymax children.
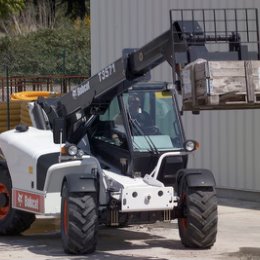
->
<box><xmin>38</xmin><ymin>11</ymin><xmax>257</xmax><ymax>143</ymax></box>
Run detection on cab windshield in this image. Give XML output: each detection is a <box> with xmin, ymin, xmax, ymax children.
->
<box><xmin>122</xmin><ymin>89</ymin><xmax>184</xmax><ymax>152</ymax></box>
<box><xmin>91</xmin><ymin>88</ymin><xmax>185</xmax><ymax>154</ymax></box>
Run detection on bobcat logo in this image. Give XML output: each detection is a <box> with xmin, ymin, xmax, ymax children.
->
<box><xmin>17</xmin><ymin>193</ymin><xmax>23</xmax><ymax>206</ymax></box>
<box><xmin>13</xmin><ymin>190</ymin><xmax>44</xmax><ymax>213</ymax></box>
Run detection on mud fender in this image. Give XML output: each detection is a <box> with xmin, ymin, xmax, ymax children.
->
<box><xmin>63</xmin><ymin>173</ymin><xmax>97</xmax><ymax>193</ymax></box>
<box><xmin>176</xmin><ymin>168</ymin><xmax>216</xmax><ymax>195</ymax></box>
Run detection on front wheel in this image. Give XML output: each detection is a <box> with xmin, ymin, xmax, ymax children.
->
<box><xmin>178</xmin><ymin>184</ymin><xmax>218</xmax><ymax>249</ymax></box>
<box><xmin>61</xmin><ymin>182</ymin><xmax>98</xmax><ymax>254</ymax></box>
<box><xmin>0</xmin><ymin>164</ymin><xmax>35</xmax><ymax>235</ymax></box>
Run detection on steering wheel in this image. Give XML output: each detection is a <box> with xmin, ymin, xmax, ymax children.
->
<box><xmin>141</xmin><ymin>125</ymin><xmax>160</xmax><ymax>135</ymax></box>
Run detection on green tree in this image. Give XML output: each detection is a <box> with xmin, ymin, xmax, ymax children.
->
<box><xmin>64</xmin><ymin>0</ymin><xmax>90</xmax><ymax>19</ymax></box>
<box><xmin>0</xmin><ymin>0</ymin><xmax>25</xmax><ymax>17</ymax></box>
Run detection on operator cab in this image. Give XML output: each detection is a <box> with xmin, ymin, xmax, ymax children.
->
<box><xmin>88</xmin><ymin>82</ymin><xmax>188</xmax><ymax>185</ymax></box>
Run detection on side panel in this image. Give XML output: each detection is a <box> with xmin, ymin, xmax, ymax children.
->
<box><xmin>12</xmin><ymin>189</ymin><xmax>61</xmax><ymax>215</ymax></box>
<box><xmin>44</xmin><ymin>192</ymin><xmax>61</xmax><ymax>214</ymax></box>
<box><xmin>12</xmin><ymin>189</ymin><xmax>45</xmax><ymax>214</ymax></box>
<box><xmin>121</xmin><ymin>186</ymin><xmax>175</xmax><ymax>212</ymax></box>
<box><xmin>44</xmin><ymin>158</ymin><xmax>98</xmax><ymax>193</ymax></box>
<box><xmin>37</xmin><ymin>153</ymin><xmax>59</xmax><ymax>190</ymax></box>
<box><xmin>0</xmin><ymin>128</ymin><xmax>60</xmax><ymax>192</ymax></box>
<box><xmin>44</xmin><ymin>157</ymin><xmax>108</xmax><ymax>206</ymax></box>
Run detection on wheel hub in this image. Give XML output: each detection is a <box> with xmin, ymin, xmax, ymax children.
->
<box><xmin>0</xmin><ymin>183</ymin><xmax>10</xmax><ymax>220</ymax></box>
<box><xmin>0</xmin><ymin>193</ymin><xmax>8</xmax><ymax>207</ymax></box>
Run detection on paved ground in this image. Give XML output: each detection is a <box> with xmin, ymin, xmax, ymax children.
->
<box><xmin>0</xmin><ymin>198</ymin><xmax>260</xmax><ymax>260</ymax></box>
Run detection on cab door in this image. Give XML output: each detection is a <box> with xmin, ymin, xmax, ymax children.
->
<box><xmin>88</xmin><ymin>97</ymin><xmax>131</xmax><ymax>174</ymax></box>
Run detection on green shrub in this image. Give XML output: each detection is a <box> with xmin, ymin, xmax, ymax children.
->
<box><xmin>0</xmin><ymin>23</ymin><xmax>90</xmax><ymax>77</ymax></box>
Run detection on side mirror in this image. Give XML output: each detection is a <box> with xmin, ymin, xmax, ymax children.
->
<box><xmin>53</xmin><ymin>118</ymin><xmax>66</xmax><ymax>144</ymax></box>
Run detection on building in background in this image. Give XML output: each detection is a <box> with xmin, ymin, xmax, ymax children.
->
<box><xmin>90</xmin><ymin>0</ymin><xmax>260</xmax><ymax>201</ymax></box>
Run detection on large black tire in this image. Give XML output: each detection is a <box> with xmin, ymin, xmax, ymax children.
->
<box><xmin>178</xmin><ymin>183</ymin><xmax>218</xmax><ymax>249</ymax></box>
<box><xmin>61</xmin><ymin>182</ymin><xmax>98</xmax><ymax>254</ymax></box>
<box><xmin>0</xmin><ymin>164</ymin><xmax>35</xmax><ymax>235</ymax></box>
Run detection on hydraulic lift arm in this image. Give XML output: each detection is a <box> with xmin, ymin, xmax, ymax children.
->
<box><xmin>57</xmin><ymin>29</ymin><xmax>182</xmax><ymax>117</ymax></box>
<box><xmin>43</xmin><ymin>23</ymin><xmax>187</xmax><ymax>143</ymax></box>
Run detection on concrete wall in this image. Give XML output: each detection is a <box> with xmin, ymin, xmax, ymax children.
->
<box><xmin>91</xmin><ymin>0</ymin><xmax>260</xmax><ymax>195</ymax></box>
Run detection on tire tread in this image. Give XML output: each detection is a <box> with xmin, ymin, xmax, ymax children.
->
<box><xmin>178</xmin><ymin>187</ymin><xmax>218</xmax><ymax>248</ymax></box>
<box><xmin>61</xmin><ymin>185</ymin><xmax>98</xmax><ymax>255</ymax></box>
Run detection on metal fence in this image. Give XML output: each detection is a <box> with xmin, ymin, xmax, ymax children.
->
<box><xmin>0</xmin><ymin>70</ymin><xmax>87</xmax><ymax>102</ymax></box>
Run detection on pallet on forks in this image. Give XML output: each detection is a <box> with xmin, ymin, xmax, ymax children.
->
<box><xmin>170</xmin><ymin>9</ymin><xmax>260</xmax><ymax>112</ymax></box>
<box><xmin>181</xmin><ymin>59</ymin><xmax>260</xmax><ymax>110</ymax></box>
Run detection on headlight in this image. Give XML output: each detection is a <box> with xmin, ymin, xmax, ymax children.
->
<box><xmin>60</xmin><ymin>144</ymin><xmax>85</xmax><ymax>161</ymax></box>
<box><xmin>184</xmin><ymin>140</ymin><xmax>199</xmax><ymax>152</ymax></box>
<box><xmin>68</xmin><ymin>145</ymin><xmax>78</xmax><ymax>156</ymax></box>
<box><xmin>77</xmin><ymin>149</ymin><xmax>85</xmax><ymax>157</ymax></box>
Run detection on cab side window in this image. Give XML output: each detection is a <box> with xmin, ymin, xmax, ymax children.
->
<box><xmin>92</xmin><ymin>97</ymin><xmax>127</xmax><ymax>147</ymax></box>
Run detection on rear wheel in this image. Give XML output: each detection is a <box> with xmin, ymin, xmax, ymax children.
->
<box><xmin>0</xmin><ymin>164</ymin><xmax>35</xmax><ymax>235</ymax></box>
<box><xmin>178</xmin><ymin>183</ymin><xmax>218</xmax><ymax>248</ymax></box>
<box><xmin>61</xmin><ymin>182</ymin><xmax>98</xmax><ymax>254</ymax></box>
